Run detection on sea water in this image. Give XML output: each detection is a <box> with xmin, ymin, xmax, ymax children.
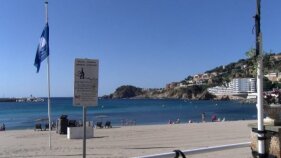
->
<box><xmin>0</xmin><ymin>98</ymin><xmax>257</xmax><ymax>130</ymax></box>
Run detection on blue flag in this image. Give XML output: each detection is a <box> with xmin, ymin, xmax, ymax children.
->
<box><xmin>34</xmin><ymin>23</ymin><xmax>49</xmax><ymax>73</ymax></box>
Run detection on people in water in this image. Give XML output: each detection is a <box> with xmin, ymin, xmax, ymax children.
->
<box><xmin>168</xmin><ymin>115</ymin><xmax>225</xmax><ymax>125</ymax></box>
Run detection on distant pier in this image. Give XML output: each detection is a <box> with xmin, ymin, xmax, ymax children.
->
<box><xmin>0</xmin><ymin>97</ymin><xmax>44</xmax><ymax>102</ymax></box>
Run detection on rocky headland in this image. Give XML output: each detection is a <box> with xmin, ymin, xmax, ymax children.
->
<box><xmin>102</xmin><ymin>85</ymin><xmax>217</xmax><ymax>100</ymax></box>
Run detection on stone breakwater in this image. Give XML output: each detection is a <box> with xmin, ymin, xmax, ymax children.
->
<box><xmin>0</xmin><ymin>98</ymin><xmax>16</xmax><ymax>102</ymax></box>
<box><xmin>0</xmin><ymin>97</ymin><xmax>44</xmax><ymax>102</ymax></box>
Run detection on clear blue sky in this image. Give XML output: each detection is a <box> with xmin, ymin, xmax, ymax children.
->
<box><xmin>1</xmin><ymin>0</ymin><xmax>281</xmax><ymax>97</ymax></box>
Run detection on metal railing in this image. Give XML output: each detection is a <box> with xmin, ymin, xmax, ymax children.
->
<box><xmin>134</xmin><ymin>142</ymin><xmax>250</xmax><ymax>158</ymax></box>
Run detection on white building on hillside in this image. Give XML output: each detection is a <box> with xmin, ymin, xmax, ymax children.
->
<box><xmin>208</xmin><ymin>78</ymin><xmax>256</xmax><ymax>95</ymax></box>
<box><xmin>231</xmin><ymin>78</ymin><xmax>256</xmax><ymax>94</ymax></box>
<box><xmin>207</xmin><ymin>85</ymin><xmax>233</xmax><ymax>95</ymax></box>
<box><xmin>264</xmin><ymin>72</ymin><xmax>281</xmax><ymax>82</ymax></box>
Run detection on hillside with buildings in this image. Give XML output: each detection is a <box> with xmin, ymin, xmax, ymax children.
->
<box><xmin>104</xmin><ymin>53</ymin><xmax>281</xmax><ymax>100</ymax></box>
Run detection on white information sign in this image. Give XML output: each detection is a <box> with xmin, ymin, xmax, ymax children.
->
<box><xmin>74</xmin><ymin>58</ymin><xmax>99</xmax><ymax>106</ymax></box>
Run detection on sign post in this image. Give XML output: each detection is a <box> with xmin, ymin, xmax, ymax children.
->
<box><xmin>74</xmin><ymin>58</ymin><xmax>99</xmax><ymax>158</ymax></box>
<box><xmin>83</xmin><ymin>106</ymin><xmax>87</xmax><ymax>158</ymax></box>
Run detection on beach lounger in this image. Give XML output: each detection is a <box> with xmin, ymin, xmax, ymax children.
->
<box><xmin>34</xmin><ymin>124</ymin><xmax>42</xmax><ymax>131</ymax></box>
<box><xmin>44</xmin><ymin>123</ymin><xmax>51</xmax><ymax>131</ymax></box>
<box><xmin>96</xmin><ymin>122</ymin><xmax>103</xmax><ymax>128</ymax></box>
<box><xmin>0</xmin><ymin>123</ymin><xmax>5</xmax><ymax>131</ymax></box>
<box><xmin>105</xmin><ymin>121</ymin><xmax>112</xmax><ymax>128</ymax></box>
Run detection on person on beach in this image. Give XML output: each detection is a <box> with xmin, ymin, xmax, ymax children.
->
<box><xmin>168</xmin><ymin>120</ymin><xmax>173</xmax><ymax>124</ymax></box>
<box><xmin>211</xmin><ymin>114</ymin><xmax>217</xmax><ymax>122</ymax></box>
<box><xmin>201</xmin><ymin>112</ymin><xmax>206</xmax><ymax>122</ymax></box>
<box><xmin>175</xmin><ymin>118</ymin><xmax>180</xmax><ymax>124</ymax></box>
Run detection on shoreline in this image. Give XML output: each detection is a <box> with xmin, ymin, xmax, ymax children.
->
<box><xmin>5</xmin><ymin>118</ymin><xmax>256</xmax><ymax>131</ymax></box>
<box><xmin>0</xmin><ymin>120</ymin><xmax>254</xmax><ymax>158</ymax></box>
<box><xmin>0</xmin><ymin>98</ymin><xmax>257</xmax><ymax>131</ymax></box>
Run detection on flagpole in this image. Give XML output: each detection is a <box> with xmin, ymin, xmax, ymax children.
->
<box><xmin>255</xmin><ymin>0</ymin><xmax>265</xmax><ymax>157</ymax></box>
<box><xmin>45</xmin><ymin>0</ymin><xmax>52</xmax><ymax>150</ymax></box>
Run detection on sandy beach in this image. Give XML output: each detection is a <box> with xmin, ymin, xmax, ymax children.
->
<box><xmin>0</xmin><ymin>120</ymin><xmax>254</xmax><ymax>158</ymax></box>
